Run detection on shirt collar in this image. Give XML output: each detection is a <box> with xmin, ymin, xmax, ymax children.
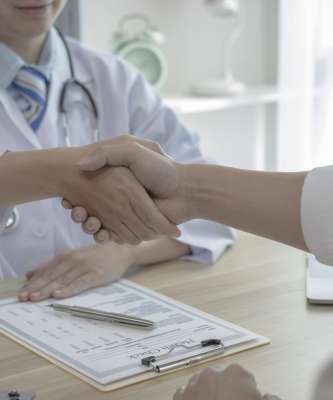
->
<box><xmin>0</xmin><ymin>28</ymin><xmax>56</xmax><ymax>89</ymax></box>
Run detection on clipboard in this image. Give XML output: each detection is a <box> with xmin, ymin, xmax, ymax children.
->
<box><xmin>1</xmin><ymin>329</ymin><xmax>270</xmax><ymax>392</ymax></box>
<box><xmin>0</xmin><ymin>280</ymin><xmax>270</xmax><ymax>392</ymax></box>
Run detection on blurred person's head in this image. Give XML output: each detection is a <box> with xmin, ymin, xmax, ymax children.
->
<box><xmin>0</xmin><ymin>0</ymin><xmax>66</xmax><ymax>39</ymax></box>
<box><xmin>0</xmin><ymin>0</ymin><xmax>67</xmax><ymax>61</ymax></box>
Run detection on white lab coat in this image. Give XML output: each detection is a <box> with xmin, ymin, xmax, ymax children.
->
<box><xmin>0</xmin><ymin>32</ymin><xmax>234</xmax><ymax>278</ymax></box>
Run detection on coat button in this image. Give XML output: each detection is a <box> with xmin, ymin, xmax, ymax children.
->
<box><xmin>34</xmin><ymin>225</ymin><xmax>48</xmax><ymax>238</ymax></box>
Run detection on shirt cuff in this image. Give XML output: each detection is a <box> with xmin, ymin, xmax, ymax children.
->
<box><xmin>176</xmin><ymin>219</ymin><xmax>236</xmax><ymax>265</ymax></box>
<box><xmin>301</xmin><ymin>166</ymin><xmax>333</xmax><ymax>265</ymax></box>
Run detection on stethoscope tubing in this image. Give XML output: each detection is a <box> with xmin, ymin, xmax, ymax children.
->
<box><xmin>56</xmin><ymin>27</ymin><xmax>99</xmax><ymax>122</ymax></box>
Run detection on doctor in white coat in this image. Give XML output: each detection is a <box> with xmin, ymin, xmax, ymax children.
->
<box><xmin>0</xmin><ymin>0</ymin><xmax>234</xmax><ymax>299</ymax></box>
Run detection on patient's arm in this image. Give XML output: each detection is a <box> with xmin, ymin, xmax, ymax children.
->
<box><xmin>174</xmin><ymin>164</ymin><xmax>308</xmax><ymax>252</ymax></box>
<box><xmin>78</xmin><ymin>143</ymin><xmax>308</xmax><ymax>252</ymax></box>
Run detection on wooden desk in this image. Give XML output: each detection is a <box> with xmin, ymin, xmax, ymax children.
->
<box><xmin>0</xmin><ymin>233</ymin><xmax>330</xmax><ymax>400</ymax></box>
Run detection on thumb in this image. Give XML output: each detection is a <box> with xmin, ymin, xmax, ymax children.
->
<box><xmin>78</xmin><ymin>144</ymin><xmax>132</xmax><ymax>171</ymax></box>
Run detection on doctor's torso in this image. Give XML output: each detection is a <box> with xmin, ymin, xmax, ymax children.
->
<box><xmin>0</xmin><ymin>31</ymin><xmax>147</xmax><ymax>278</ymax></box>
<box><xmin>0</xmin><ymin>28</ymin><xmax>218</xmax><ymax>279</ymax></box>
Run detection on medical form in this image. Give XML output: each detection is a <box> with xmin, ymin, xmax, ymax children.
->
<box><xmin>0</xmin><ymin>280</ymin><xmax>268</xmax><ymax>387</ymax></box>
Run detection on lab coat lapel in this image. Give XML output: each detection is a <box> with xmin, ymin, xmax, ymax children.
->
<box><xmin>0</xmin><ymin>30</ymin><xmax>94</xmax><ymax>151</ymax></box>
<box><xmin>39</xmin><ymin>30</ymin><xmax>71</xmax><ymax>148</ymax></box>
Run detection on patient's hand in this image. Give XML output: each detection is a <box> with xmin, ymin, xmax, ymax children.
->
<box><xmin>174</xmin><ymin>365</ymin><xmax>269</xmax><ymax>400</ymax></box>
<box><xmin>18</xmin><ymin>243</ymin><xmax>135</xmax><ymax>302</ymax></box>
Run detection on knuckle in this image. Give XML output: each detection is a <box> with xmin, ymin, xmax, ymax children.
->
<box><xmin>199</xmin><ymin>367</ymin><xmax>218</xmax><ymax>380</ymax></box>
<box><xmin>121</xmin><ymin>134</ymin><xmax>132</xmax><ymax>143</ymax></box>
<box><xmin>128</xmin><ymin>142</ymin><xmax>140</xmax><ymax>155</ymax></box>
<box><xmin>225</xmin><ymin>363</ymin><xmax>246</xmax><ymax>376</ymax></box>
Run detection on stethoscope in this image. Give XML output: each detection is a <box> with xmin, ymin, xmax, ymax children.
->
<box><xmin>56</xmin><ymin>27</ymin><xmax>100</xmax><ymax>147</ymax></box>
<box><xmin>5</xmin><ymin>28</ymin><xmax>100</xmax><ymax>231</ymax></box>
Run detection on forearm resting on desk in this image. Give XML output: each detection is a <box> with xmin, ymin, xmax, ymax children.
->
<box><xmin>19</xmin><ymin>237</ymin><xmax>190</xmax><ymax>301</ymax></box>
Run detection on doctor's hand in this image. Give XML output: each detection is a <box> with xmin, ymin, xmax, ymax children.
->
<box><xmin>173</xmin><ymin>365</ymin><xmax>274</xmax><ymax>400</ymax></box>
<box><xmin>62</xmin><ymin>148</ymin><xmax>181</xmax><ymax>245</ymax></box>
<box><xmin>62</xmin><ymin>136</ymin><xmax>182</xmax><ymax>244</ymax></box>
<box><xmin>18</xmin><ymin>243</ymin><xmax>135</xmax><ymax>302</ymax></box>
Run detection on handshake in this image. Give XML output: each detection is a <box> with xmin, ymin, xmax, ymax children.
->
<box><xmin>59</xmin><ymin>135</ymin><xmax>196</xmax><ymax>245</ymax></box>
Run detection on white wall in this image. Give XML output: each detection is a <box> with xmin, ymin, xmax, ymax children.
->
<box><xmin>80</xmin><ymin>0</ymin><xmax>278</xmax><ymax>169</ymax></box>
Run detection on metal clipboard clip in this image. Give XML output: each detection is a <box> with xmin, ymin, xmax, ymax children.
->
<box><xmin>141</xmin><ymin>339</ymin><xmax>225</xmax><ymax>373</ymax></box>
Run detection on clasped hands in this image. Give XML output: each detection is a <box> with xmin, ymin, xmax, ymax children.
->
<box><xmin>61</xmin><ymin>135</ymin><xmax>190</xmax><ymax>245</ymax></box>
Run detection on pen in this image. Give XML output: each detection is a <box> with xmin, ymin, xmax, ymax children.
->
<box><xmin>47</xmin><ymin>304</ymin><xmax>155</xmax><ymax>328</ymax></box>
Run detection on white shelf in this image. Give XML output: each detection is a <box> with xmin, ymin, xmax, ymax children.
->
<box><xmin>163</xmin><ymin>85</ymin><xmax>280</xmax><ymax>115</ymax></box>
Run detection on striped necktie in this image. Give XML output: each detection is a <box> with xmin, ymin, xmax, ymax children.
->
<box><xmin>9</xmin><ymin>66</ymin><xmax>48</xmax><ymax>132</ymax></box>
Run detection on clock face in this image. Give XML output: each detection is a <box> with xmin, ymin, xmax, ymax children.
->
<box><xmin>118</xmin><ymin>43</ymin><xmax>167</xmax><ymax>89</ymax></box>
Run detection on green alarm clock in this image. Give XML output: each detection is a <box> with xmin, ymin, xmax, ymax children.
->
<box><xmin>112</xmin><ymin>14</ymin><xmax>168</xmax><ymax>91</ymax></box>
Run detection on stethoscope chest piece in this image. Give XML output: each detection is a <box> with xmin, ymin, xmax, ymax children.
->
<box><xmin>5</xmin><ymin>208</ymin><xmax>20</xmax><ymax>232</ymax></box>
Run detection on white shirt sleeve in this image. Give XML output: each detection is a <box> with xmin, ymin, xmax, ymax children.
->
<box><xmin>301</xmin><ymin>165</ymin><xmax>333</xmax><ymax>265</ymax></box>
<box><xmin>0</xmin><ymin>148</ymin><xmax>14</xmax><ymax>232</ymax></box>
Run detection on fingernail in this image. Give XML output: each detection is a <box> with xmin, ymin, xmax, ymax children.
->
<box><xmin>74</xmin><ymin>209</ymin><xmax>84</xmax><ymax>218</ymax></box>
<box><xmin>87</xmin><ymin>222</ymin><xmax>95</xmax><ymax>231</ymax></box>
<box><xmin>172</xmin><ymin>228</ymin><xmax>181</xmax><ymax>237</ymax></box>
<box><xmin>53</xmin><ymin>289</ymin><xmax>63</xmax><ymax>298</ymax></box>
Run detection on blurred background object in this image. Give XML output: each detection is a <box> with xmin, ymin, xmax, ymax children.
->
<box><xmin>57</xmin><ymin>0</ymin><xmax>333</xmax><ymax>177</ymax></box>
<box><xmin>192</xmin><ymin>0</ymin><xmax>245</xmax><ymax>96</ymax></box>
<box><xmin>111</xmin><ymin>14</ymin><xmax>168</xmax><ymax>90</ymax></box>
